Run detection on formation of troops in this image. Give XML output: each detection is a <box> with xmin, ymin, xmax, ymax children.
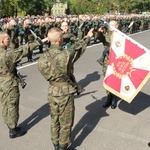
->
<box><xmin>0</xmin><ymin>14</ymin><xmax>149</xmax><ymax>61</ymax></box>
<box><xmin>0</xmin><ymin>13</ymin><xmax>150</xmax><ymax>149</ymax></box>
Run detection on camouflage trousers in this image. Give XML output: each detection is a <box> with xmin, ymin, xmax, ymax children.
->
<box><xmin>0</xmin><ymin>86</ymin><xmax>20</xmax><ymax>128</ymax></box>
<box><xmin>48</xmin><ymin>93</ymin><xmax>75</xmax><ymax>147</ymax></box>
<box><xmin>102</xmin><ymin>55</ymin><xmax>110</xmax><ymax>95</ymax></box>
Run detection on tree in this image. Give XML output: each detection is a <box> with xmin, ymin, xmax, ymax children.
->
<box><xmin>18</xmin><ymin>0</ymin><xmax>46</xmax><ymax>15</ymax></box>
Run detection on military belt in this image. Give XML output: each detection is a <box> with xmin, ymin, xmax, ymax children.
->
<box><xmin>49</xmin><ymin>81</ymin><xmax>69</xmax><ymax>86</ymax></box>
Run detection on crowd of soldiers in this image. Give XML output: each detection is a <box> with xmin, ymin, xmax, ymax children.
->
<box><xmin>0</xmin><ymin>13</ymin><xmax>149</xmax><ymax>62</ymax></box>
<box><xmin>0</xmin><ymin>13</ymin><xmax>150</xmax><ymax>149</ymax></box>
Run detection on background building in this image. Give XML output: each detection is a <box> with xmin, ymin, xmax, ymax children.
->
<box><xmin>51</xmin><ymin>1</ymin><xmax>67</xmax><ymax>15</ymax></box>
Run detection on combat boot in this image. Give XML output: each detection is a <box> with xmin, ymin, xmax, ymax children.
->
<box><xmin>111</xmin><ymin>96</ymin><xmax>117</xmax><ymax>109</ymax></box>
<box><xmin>53</xmin><ymin>144</ymin><xmax>59</xmax><ymax>150</ymax></box>
<box><xmin>9</xmin><ymin>127</ymin><xmax>27</xmax><ymax>139</ymax></box>
<box><xmin>59</xmin><ymin>145</ymin><xmax>68</xmax><ymax>150</ymax></box>
<box><xmin>7</xmin><ymin>125</ymin><xmax>21</xmax><ymax>131</ymax></box>
<box><xmin>103</xmin><ymin>94</ymin><xmax>112</xmax><ymax>108</ymax></box>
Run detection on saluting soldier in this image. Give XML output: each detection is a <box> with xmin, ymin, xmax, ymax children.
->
<box><xmin>38</xmin><ymin>27</ymin><xmax>93</xmax><ymax>150</ymax></box>
<box><xmin>37</xmin><ymin>18</ymin><xmax>46</xmax><ymax>53</ymax></box>
<box><xmin>18</xmin><ymin>20</ymin><xmax>25</xmax><ymax>45</ymax></box>
<box><xmin>0</xmin><ymin>32</ymin><xmax>40</xmax><ymax>138</ymax></box>
<box><xmin>100</xmin><ymin>20</ymin><xmax>118</xmax><ymax>109</ymax></box>
<box><xmin>7</xmin><ymin>19</ymin><xmax>19</xmax><ymax>49</ymax></box>
<box><xmin>24</xmin><ymin>18</ymin><xmax>36</xmax><ymax>62</ymax></box>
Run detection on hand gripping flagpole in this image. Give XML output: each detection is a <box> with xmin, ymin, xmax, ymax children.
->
<box><xmin>101</xmin><ymin>19</ymin><xmax>150</xmax><ymax>53</ymax></box>
<box><xmin>102</xmin><ymin>19</ymin><xmax>150</xmax><ymax>102</ymax></box>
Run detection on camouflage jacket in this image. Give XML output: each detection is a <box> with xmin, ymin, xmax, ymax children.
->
<box><xmin>62</xmin><ymin>32</ymin><xmax>76</xmax><ymax>49</ymax></box>
<box><xmin>38</xmin><ymin>36</ymin><xmax>90</xmax><ymax>96</ymax></box>
<box><xmin>0</xmin><ymin>41</ymin><xmax>39</xmax><ymax>90</ymax></box>
<box><xmin>0</xmin><ymin>46</ymin><xmax>28</xmax><ymax>92</ymax></box>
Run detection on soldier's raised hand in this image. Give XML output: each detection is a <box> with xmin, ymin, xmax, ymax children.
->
<box><xmin>87</xmin><ymin>28</ymin><xmax>94</xmax><ymax>38</ymax></box>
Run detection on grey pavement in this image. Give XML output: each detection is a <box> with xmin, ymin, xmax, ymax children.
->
<box><xmin>0</xmin><ymin>30</ymin><xmax>150</xmax><ymax>150</ymax></box>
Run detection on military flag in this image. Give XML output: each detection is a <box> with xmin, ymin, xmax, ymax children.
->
<box><xmin>103</xmin><ymin>28</ymin><xmax>150</xmax><ymax>103</ymax></box>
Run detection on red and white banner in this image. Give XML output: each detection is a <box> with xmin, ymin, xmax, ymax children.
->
<box><xmin>103</xmin><ymin>31</ymin><xmax>150</xmax><ymax>103</ymax></box>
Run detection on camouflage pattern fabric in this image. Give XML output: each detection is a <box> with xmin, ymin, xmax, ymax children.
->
<box><xmin>48</xmin><ymin>93</ymin><xmax>74</xmax><ymax>146</ymax></box>
<box><xmin>62</xmin><ymin>32</ymin><xmax>76</xmax><ymax>49</ymax></box>
<box><xmin>7</xmin><ymin>25</ymin><xmax>19</xmax><ymax>49</ymax></box>
<box><xmin>0</xmin><ymin>42</ymin><xmax>39</xmax><ymax>128</ymax></box>
<box><xmin>38</xmin><ymin>36</ymin><xmax>90</xmax><ymax>146</ymax></box>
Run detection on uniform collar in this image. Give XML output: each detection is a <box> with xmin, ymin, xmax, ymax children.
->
<box><xmin>50</xmin><ymin>44</ymin><xmax>62</xmax><ymax>50</ymax></box>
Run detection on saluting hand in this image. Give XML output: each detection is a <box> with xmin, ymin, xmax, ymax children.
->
<box><xmin>42</xmin><ymin>37</ymin><xmax>49</xmax><ymax>43</ymax></box>
<box><xmin>87</xmin><ymin>28</ymin><xmax>94</xmax><ymax>38</ymax></box>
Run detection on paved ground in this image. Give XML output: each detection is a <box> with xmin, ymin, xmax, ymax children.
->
<box><xmin>0</xmin><ymin>30</ymin><xmax>150</xmax><ymax>150</ymax></box>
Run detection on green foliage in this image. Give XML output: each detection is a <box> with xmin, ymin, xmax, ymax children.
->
<box><xmin>18</xmin><ymin>0</ymin><xmax>46</xmax><ymax>15</ymax></box>
<box><xmin>0</xmin><ymin>0</ymin><xmax>149</xmax><ymax>18</ymax></box>
<box><xmin>69</xmin><ymin>0</ymin><xmax>150</xmax><ymax>14</ymax></box>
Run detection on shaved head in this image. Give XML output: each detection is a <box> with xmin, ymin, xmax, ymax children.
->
<box><xmin>48</xmin><ymin>27</ymin><xmax>62</xmax><ymax>43</ymax></box>
<box><xmin>0</xmin><ymin>32</ymin><xmax>10</xmax><ymax>48</ymax></box>
<box><xmin>109</xmin><ymin>20</ymin><xmax>118</xmax><ymax>29</ymax></box>
<box><xmin>0</xmin><ymin>32</ymin><xmax>8</xmax><ymax>39</ymax></box>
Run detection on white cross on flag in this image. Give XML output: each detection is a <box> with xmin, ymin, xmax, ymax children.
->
<box><xmin>103</xmin><ymin>30</ymin><xmax>150</xmax><ymax>103</ymax></box>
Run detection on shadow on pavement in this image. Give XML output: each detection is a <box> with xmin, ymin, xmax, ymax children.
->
<box><xmin>19</xmin><ymin>103</ymin><xmax>49</xmax><ymax>131</ymax></box>
<box><xmin>69</xmin><ymin>95</ymin><xmax>109</xmax><ymax>149</ymax></box>
<box><xmin>77</xmin><ymin>71</ymin><xmax>101</xmax><ymax>88</ymax></box>
<box><xmin>118</xmin><ymin>91</ymin><xmax>150</xmax><ymax>115</ymax></box>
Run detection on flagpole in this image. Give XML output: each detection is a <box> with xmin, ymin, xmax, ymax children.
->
<box><xmin>102</xmin><ymin>20</ymin><xmax>150</xmax><ymax>53</ymax></box>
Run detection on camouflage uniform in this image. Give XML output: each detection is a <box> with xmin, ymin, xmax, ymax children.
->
<box><xmin>24</xmin><ymin>24</ymin><xmax>36</xmax><ymax>61</ymax></box>
<box><xmin>62</xmin><ymin>32</ymin><xmax>76</xmax><ymax>49</ymax></box>
<box><xmin>102</xmin><ymin>30</ymin><xmax>112</xmax><ymax>77</ymax></box>
<box><xmin>77</xmin><ymin>20</ymin><xmax>84</xmax><ymax>40</ymax></box>
<box><xmin>92</xmin><ymin>19</ymin><xmax>100</xmax><ymax>43</ymax></box>
<box><xmin>18</xmin><ymin>22</ymin><xmax>25</xmax><ymax>45</ymax></box>
<box><xmin>0</xmin><ymin>41</ymin><xmax>39</xmax><ymax>129</ymax></box>
<box><xmin>38</xmin><ymin>36</ymin><xmax>91</xmax><ymax>147</ymax></box>
<box><xmin>101</xmin><ymin>29</ymin><xmax>117</xmax><ymax>108</ymax></box>
<box><xmin>7</xmin><ymin>25</ymin><xmax>19</xmax><ymax>49</ymax></box>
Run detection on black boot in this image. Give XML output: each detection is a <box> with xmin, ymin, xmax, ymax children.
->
<box><xmin>7</xmin><ymin>125</ymin><xmax>21</xmax><ymax>131</ymax></box>
<box><xmin>9</xmin><ymin>127</ymin><xmax>27</xmax><ymax>139</ymax></box>
<box><xmin>111</xmin><ymin>96</ymin><xmax>117</xmax><ymax>109</ymax></box>
<box><xmin>53</xmin><ymin>144</ymin><xmax>59</xmax><ymax>150</ymax></box>
<box><xmin>59</xmin><ymin>145</ymin><xmax>68</xmax><ymax>150</ymax></box>
<box><xmin>148</xmin><ymin>142</ymin><xmax>150</xmax><ymax>147</ymax></box>
<box><xmin>103</xmin><ymin>94</ymin><xmax>112</xmax><ymax>108</ymax></box>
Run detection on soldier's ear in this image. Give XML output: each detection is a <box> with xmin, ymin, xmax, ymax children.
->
<box><xmin>58</xmin><ymin>37</ymin><xmax>63</xmax><ymax>44</ymax></box>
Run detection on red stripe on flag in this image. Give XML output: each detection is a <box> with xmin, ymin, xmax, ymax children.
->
<box><xmin>108</xmin><ymin>48</ymin><xmax>116</xmax><ymax>65</ymax></box>
<box><xmin>129</xmin><ymin>68</ymin><xmax>149</xmax><ymax>88</ymax></box>
<box><xmin>105</xmin><ymin>74</ymin><xmax>121</xmax><ymax>92</ymax></box>
<box><xmin>125</xmin><ymin>39</ymin><xmax>146</xmax><ymax>59</ymax></box>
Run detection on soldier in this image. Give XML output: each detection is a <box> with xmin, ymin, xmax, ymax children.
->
<box><xmin>18</xmin><ymin>20</ymin><xmax>24</xmax><ymax>45</ymax></box>
<box><xmin>68</xmin><ymin>16</ymin><xmax>78</xmax><ymax>37</ymax></box>
<box><xmin>101</xmin><ymin>20</ymin><xmax>118</xmax><ymax>109</ymax></box>
<box><xmin>24</xmin><ymin>18</ymin><xmax>36</xmax><ymax>62</ymax></box>
<box><xmin>0</xmin><ymin>32</ymin><xmax>40</xmax><ymax>138</ymax></box>
<box><xmin>61</xmin><ymin>21</ymin><xmax>85</xmax><ymax>95</ymax></box>
<box><xmin>77</xmin><ymin>15</ymin><xmax>85</xmax><ymax>40</ymax></box>
<box><xmin>1</xmin><ymin>22</ymin><xmax>8</xmax><ymax>33</ymax></box>
<box><xmin>7</xmin><ymin>19</ymin><xmax>19</xmax><ymax>49</ymax></box>
<box><xmin>61</xmin><ymin>21</ymin><xmax>76</xmax><ymax>49</ymax></box>
<box><xmin>92</xmin><ymin>16</ymin><xmax>100</xmax><ymax>43</ymax></box>
<box><xmin>38</xmin><ymin>27</ymin><xmax>93</xmax><ymax>150</ymax></box>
